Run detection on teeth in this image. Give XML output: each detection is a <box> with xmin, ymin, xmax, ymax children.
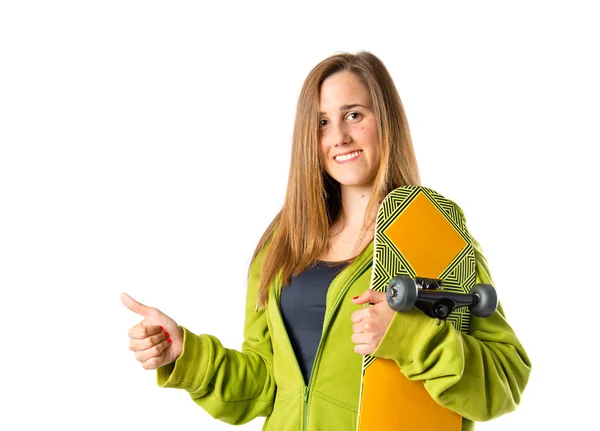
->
<box><xmin>335</xmin><ymin>151</ymin><xmax>361</xmax><ymax>162</ymax></box>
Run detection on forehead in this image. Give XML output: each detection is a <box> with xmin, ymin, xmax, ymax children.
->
<box><xmin>319</xmin><ymin>71</ymin><xmax>371</xmax><ymax>112</ymax></box>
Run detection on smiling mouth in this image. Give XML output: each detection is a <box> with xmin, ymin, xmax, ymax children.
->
<box><xmin>334</xmin><ymin>150</ymin><xmax>362</xmax><ymax>162</ymax></box>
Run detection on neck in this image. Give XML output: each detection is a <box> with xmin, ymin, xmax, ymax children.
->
<box><xmin>336</xmin><ymin>184</ymin><xmax>377</xmax><ymax>231</ymax></box>
<box><xmin>322</xmin><ymin>183</ymin><xmax>379</xmax><ymax>261</ymax></box>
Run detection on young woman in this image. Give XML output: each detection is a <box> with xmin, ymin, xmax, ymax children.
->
<box><xmin>122</xmin><ymin>51</ymin><xmax>531</xmax><ymax>430</ymax></box>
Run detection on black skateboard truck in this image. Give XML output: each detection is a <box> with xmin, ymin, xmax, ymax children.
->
<box><xmin>385</xmin><ymin>275</ymin><xmax>497</xmax><ymax>320</ymax></box>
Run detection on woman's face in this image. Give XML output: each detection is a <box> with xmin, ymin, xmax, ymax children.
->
<box><xmin>318</xmin><ymin>71</ymin><xmax>381</xmax><ymax>190</ymax></box>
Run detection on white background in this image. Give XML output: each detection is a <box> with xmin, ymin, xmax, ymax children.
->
<box><xmin>1</xmin><ymin>1</ymin><xmax>597</xmax><ymax>430</ymax></box>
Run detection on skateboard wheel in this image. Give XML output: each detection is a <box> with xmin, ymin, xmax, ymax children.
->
<box><xmin>470</xmin><ymin>284</ymin><xmax>497</xmax><ymax>317</ymax></box>
<box><xmin>386</xmin><ymin>276</ymin><xmax>417</xmax><ymax>312</ymax></box>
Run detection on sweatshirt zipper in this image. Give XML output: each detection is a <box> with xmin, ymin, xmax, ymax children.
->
<box><xmin>271</xmin><ymin>280</ymin><xmax>311</xmax><ymax>427</ymax></box>
<box><xmin>302</xmin><ymin>258</ymin><xmax>372</xmax><ymax>431</ymax></box>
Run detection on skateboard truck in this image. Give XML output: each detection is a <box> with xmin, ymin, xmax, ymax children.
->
<box><xmin>386</xmin><ymin>275</ymin><xmax>497</xmax><ymax>319</ymax></box>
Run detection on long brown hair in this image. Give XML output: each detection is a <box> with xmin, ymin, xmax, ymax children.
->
<box><xmin>252</xmin><ymin>51</ymin><xmax>420</xmax><ymax>306</ymax></box>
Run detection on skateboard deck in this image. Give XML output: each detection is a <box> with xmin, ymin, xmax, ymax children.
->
<box><xmin>357</xmin><ymin>185</ymin><xmax>477</xmax><ymax>431</ymax></box>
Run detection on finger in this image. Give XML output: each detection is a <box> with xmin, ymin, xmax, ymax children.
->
<box><xmin>354</xmin><ymin>343</ymin><xmax>375</xmax><ymax>355</ymax></box>
<box><xmin>128</xmin><ymin>322</ymin><xmax>164</xmax><ymax>340</ymax></box>
<box><xmin>135</xmin><ymin>337</ymin><xmax>172</xmax><ymax>363</ymax></box>
<box><xmin>352</xmin><ymin>290</ymin><xmax>387</xmax><ymax>305</ymax></box>
<box><xmin>121</xmin><ymin>293</ymin><xmax>154</xmax><ymax>318</ymax></box>
<box><xmin>352</xmin><ymin>331</ymin><xmax>370</xmax><ymax>345</ymax></box>
<box><xmin>142</xmin><ymin>352</ymin><xmax>165</xmax><ymax>370</ymax></box>
<box><xmin>129</xmin><ymin>330</ymin><xmax>169</xmax><ymax>352</ymax></box>
<box><xmin>351</xmin><ymin>310</ymin><xmax>363</xmax><ymax>323</ymax></box>
<box><xmin>352</xmin><ymin>321</ymin><xmax>371</xmax><ymax>334</ymax></box>
<box><xmin>351</xmin><ymin>307</ymin><xmax>374</xmax><ymax>323</ymax></box>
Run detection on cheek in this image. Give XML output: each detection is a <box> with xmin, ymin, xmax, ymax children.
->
<box><xmin>363</xmin><ymin>125</ymin><xmax>380</xmax><ymax>155</ymax></box>
<box><xmin>318</xmin><ymin>140</ymin><xmax>329</xmax><ymax>164</ymax></box>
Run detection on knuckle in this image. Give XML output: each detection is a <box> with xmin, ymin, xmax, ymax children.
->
<box><xmin>145</xmin><ymin>338</ymin><xmax>153</xmax><ymax>348</ymax></box>
<box><xmin>146</xmin><ymin>356</ymin><xmax>161</xmax><ymax>370</ymax></box>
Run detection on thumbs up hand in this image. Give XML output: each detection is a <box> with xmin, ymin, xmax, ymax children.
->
<box><xmin>121</xmin><ymin>293</ymin><xmax>184</xmax><ymax>370</ymax></box>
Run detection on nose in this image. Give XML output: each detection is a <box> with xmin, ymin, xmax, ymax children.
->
<box><xmin>332</xmin><ymin>121</ymin><xmax>351</xmax><ymax>147</ymax></box>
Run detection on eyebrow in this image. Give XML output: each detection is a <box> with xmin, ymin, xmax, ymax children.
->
<box><xmin>319</xmin><ymin>104</ymin><xmax>367</xmax><ymax>116</ymax></box>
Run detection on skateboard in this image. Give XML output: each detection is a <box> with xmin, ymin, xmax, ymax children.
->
<box><xmin>357</xmin><ymin>185</ymin><xmax>497</xmax><ymax>431</ymax></box>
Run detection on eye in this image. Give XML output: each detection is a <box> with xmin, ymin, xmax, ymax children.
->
<box><xmin>347</xmin><ymin>112</ymin><xmax>362</xmax><ymax>121</ymax></box>
<box><xmin>318</xmin><ymin>119</ymin><xmax>329</xmax><ymax>128</ymax></box>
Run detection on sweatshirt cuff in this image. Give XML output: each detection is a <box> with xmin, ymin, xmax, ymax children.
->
<box><xmin>372</xmin><ymin>308</ymin><xmax>438</xmax><ymax>365</ymax></box>
<box><xmin>156</xmin><ymin>326</ymin><xmax>210</xmax><ymax>391</ymax></box>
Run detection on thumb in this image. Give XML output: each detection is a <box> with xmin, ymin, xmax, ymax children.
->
<box><xmin>352</xmin><ymin>289</ymin><xmax>387</xmax><ymax>305</ymax></box>
<box><xmin>121</xmin><ymin>293</ymin><xmax>153</xmax><ymax>317</ymax></box>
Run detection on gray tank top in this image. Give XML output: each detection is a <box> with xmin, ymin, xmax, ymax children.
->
<box><xmin>280</xmin><ymin>260</ymin><xmax>347</xmax><ymax>384</ymax></box>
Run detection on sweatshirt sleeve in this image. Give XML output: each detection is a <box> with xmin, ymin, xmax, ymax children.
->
<box><xmin>155</xmin><ymin>247</ymin><xmax>276</xmax><ymax>424</ymax></box>
<box><xmin>372</xmin><ymin>209</ymin><xmax>531</xmax><ymax>422</ymax></box>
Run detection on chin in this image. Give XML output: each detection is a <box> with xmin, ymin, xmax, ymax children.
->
<box><xmin>332</xmin><ymin>176</ymin><xmax>375</xmax><ymax>188</ymax></box>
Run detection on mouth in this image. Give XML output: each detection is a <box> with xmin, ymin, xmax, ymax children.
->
<box><xmin>334</xmin><ymin>150</ymin><xmax>363</xmax><ymax>163</ymax></box>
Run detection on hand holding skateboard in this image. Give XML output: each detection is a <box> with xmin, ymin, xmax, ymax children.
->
<box><xmin>121</xmin><ymin>293</ymin><xmax>184</xmax><ymax>370</ymax></box>
<box><xmin>351</xmin><ymin>290</ymin><xmax>395</xmax><ymax>355</ymax></box>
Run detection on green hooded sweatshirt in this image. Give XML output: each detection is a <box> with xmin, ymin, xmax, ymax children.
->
<box><xmin>157</xmin><ymin>224</ymin><xmax>531</xmax><ymax>430</ymax></box>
